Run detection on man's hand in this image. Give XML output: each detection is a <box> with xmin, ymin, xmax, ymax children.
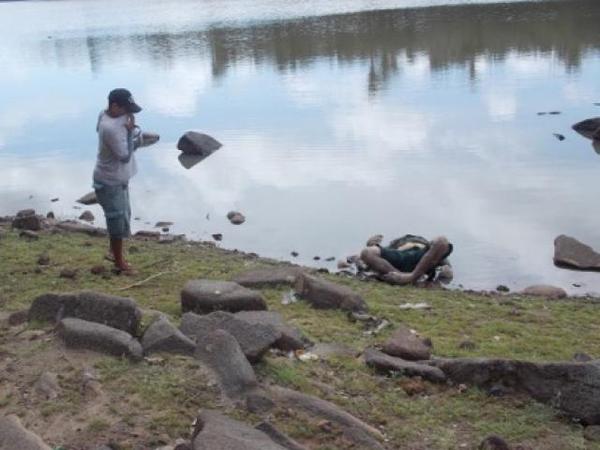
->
<box><xmin>124</xmin><ymin>114</ymin><xmax>136</xmax><ymax>131</ymax></box>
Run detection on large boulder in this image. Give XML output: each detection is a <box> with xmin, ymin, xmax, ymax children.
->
<box><xmin>231</xmin><ymin>267</ymin><xmax>303</xmax><ymax>288</ymax></box>
<box><xmin>181</xmin><ymin>311</ymin><xmax>280</xmax><ymax>363</ymax></box>
<box><xmin>554</xmin><ymin>235</ymin><xmax>600</xmax><ymax>271</ymax></box>
<box><xmin>194</xmin><ymin>330</ymin><xmax>259</xmax><ymax>401</ymax></box>
<box><xmin>234</xmin><ymin>310</ymin><xmax>311</xmax><ymax>351</ymax></box>
<box><xmin>12</xmin><ymin>209</ymin><xmax>42</xmax><ymax>231</ymax></box>
<box><xmin>0</xmin><ymin>415</ymin><xmax>52</xmax><ymax>450</ymax></box>
<box><xmin>382</xmin><ymin>326</ymin><xmax>432</xmax><ymax>361</ymax></box>
<box><xmin>181</xmin><ymin>280</ymin><xmax>267</xmax><ymax>314</ymax></box>
<box><xmin>177</xmin><ymin>131</ymin><xmax>222</xmax><ymax>156</ymax></box>
<box><xmin>29</xmin><ymin>291</ymin><xmax>142</xmax><ymax>335</ymax></box>
<box><xmin>430</xmin><ymin>358</ymin><xmax>600</xmax><ymax>424</ymax></box>
<box><xmin>364</xmin><ymin>348</ymin><xmax>446</xmax><ymax>383</ymax></box>
<box><xmin>57</xmin><ymin>318</ymin><xmax>142</xmax><ymax>360</ymax></box>
<box><xmin>192</xmin><ymin>410</ymin><xmax>285</xmax><ymax>450</ymax></box>
<box><xmin>141</xmin><ymin>315</ymin><xmax>196</xmax><ymax>356</ymax></box>
<box><xmin>521</xmin><ymin>285</ymin><xmax>567</xmax><ymax>299</ymax></box>
<box><xmin>294</xmin><ymin>273</ymin><xmax>368</xmax><ymax>312</ymax></box>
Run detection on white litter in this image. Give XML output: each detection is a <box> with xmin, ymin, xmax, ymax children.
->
<box><xmin>398</xmin><ymin>302</ymin><xmax>432</xmax><ymax>310</ymax></box>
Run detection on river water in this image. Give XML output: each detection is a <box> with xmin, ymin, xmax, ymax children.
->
<box><xmin>1</xmin><ymin>0</ymin><xmax>600</xmax><ymax>293</ymax></box>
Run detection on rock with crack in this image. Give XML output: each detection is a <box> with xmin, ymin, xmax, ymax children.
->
<box><xmin>521</xmin><ymin>285</ymin><xmax>567</xmax><ymax>299</ymax></box>
<box><xmin>430</xmin><ymin>357</ymin><xmax>600</xmax><ymax>424</ymax></box>
<box><xmin>29</xmin><ymin>291</ymin><xmax>142</xmax><ymax>335</ymax></box>
<box><xmin>554</xmin><ymin>235</ymin><xmax>600</xmax><ymax>271</ymax></box>
<box><xmin>234</xmin><ymin>310</ymin><xmax>312</xmax><ymax>351</ymax></box>
<box><xmin>142</xmin><ymin>315</ymin><xmax>196</xmax><ymax>356</ymax></box>
<box><xmin>364</xmin><ymin>348</ymin><xmax>446</xmax><ymax>383</ymax></box>
<box><xmin>0</xmin><ymin>415</ymin><xmax>52</xmax><ymax>450</ymax></box>
<box><xmin>194</xmin><ymin>329</ymin><xmax>260</xmax><ymax>401</ymax></box>
<box><xmin>181</xmin><ymin>279</ymin><xmax>267</xmax><ymax>314</ymax></box>
<box><xmin>266</xmin><ymin>385</ymin><xmax>385</xmax><ymax>450</ymax></box>
<box><xmin>294</xmin><ymin>273</ymin><xmax>368</xmax><ymax>313</ymax></box>
<box><xmin>255</xmin><ymin>422</ymin><xmax>308</xmax><ymax>450</ymax></box>
<box><xmin>181</xmin><ymin>311</ymin><xmax>280</xmax><ymax>363</ymax></box>
<box><xmin>231</xmin><ymin>267</ymin><xmax>304</xmax><ymax>288</ymax></box>
<box><xmin>55</xmin><ymin>220</ymin><xmax>107</xmax><ymax>236</ymax></box>
<box><xmin>382</xmin><ymin>325</ymin><xmax>432</xmax><ymax>361</ymax></box>
<box><xmin>192</xmin><ymin>410</ymin><xmax>285</xmax><ymax>450</ymax></box>
<box><xmin>57</xmin><ymin>318</ymin><xmax>143</xmax><ymax>361</ymax></box>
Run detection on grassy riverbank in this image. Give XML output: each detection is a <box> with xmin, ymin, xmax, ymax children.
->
<box><xmin>1</xmin><ymin>225</ymin><xmax>600</xmax><ymax>449</ymax></box>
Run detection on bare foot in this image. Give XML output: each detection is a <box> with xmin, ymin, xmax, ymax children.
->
<box><xmin>382</xmin><ymin>271</ymin><xmax>414</xmax><ymax>285</ymax></box>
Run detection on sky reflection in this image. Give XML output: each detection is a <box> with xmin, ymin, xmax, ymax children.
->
<box><xmin>1</xmin><ymin>0</ymin><xmax>600</xmax><ymax>293</ymax></box>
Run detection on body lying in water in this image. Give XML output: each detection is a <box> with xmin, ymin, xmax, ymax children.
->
<box><xmin>361</xmin><ymin>235</ymin><xmax>453</xmax><ymax>285</ymax></box>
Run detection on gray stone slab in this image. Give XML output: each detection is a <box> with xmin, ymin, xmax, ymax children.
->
<box><xmin>294</xmin><ymin>273</ymin><xmax>368</xmax><ymax>313</ymax></box>
<box><xmin>364</xmin><ymin>348</ymin><xmax>446</xmax><ymax>383</ymax></box>
<box><xmin>181</xmin><ymin>280</ymin><xmax>267</xmax><ymax>314</ymax></box>
<box><xmin>142</xmin><ymin>315</ymin><xmax>196</xmax><ymax>356</ymax></box>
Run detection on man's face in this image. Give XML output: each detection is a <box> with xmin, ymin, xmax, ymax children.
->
<box><xmin>109</xmin><ymin>102</ymin><xmax>129</xmax><ymax>117</ymax></box>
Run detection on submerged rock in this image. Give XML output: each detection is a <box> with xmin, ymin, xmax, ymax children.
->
<box><xmin>76</xmin><ymin>191</ymin><xmax>98</xmax><ymax>205</ymax></box>
<box><xmin>177</xmin><ymin>131</ymin><xmax>222</xmax><ymax>156</ymax></box>
<box><xmin>227</xmin><ymin>211</ymin><xmax>245</xmax><ymax>225</ymax></box>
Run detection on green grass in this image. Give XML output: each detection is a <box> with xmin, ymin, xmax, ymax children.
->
<box><xmin>1</xmin><ymin>226</ymin><xmax>599</xmax><ymax>449</ymax></box>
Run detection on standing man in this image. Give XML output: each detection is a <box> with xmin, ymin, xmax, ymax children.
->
<box><xmin>93</xmin><ymin>88</ymin><xmax>143</xmax><ymax>275</ymax></box>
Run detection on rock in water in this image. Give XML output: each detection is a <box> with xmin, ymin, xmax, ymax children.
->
<box><xmin>76</xmin><ymin>191</ymin><xmax>98</xmax><ymax>205</ymax></box>
<box><xmin>79</xmin><ymin>210</ymin><xmax>95</xmax><ymax>222</ymax></box>
<box><xmin>0</xmin><ymin>415</ymin><xmax>52</xmax><ymax>450</ymax></box>
<box><xmin>177</xmin><ymin>131</ymin><xmax>222</xmax><ymax>156</ymax></box>
<box><xmin>554</xmin><ymin>235</ymin><xmax>600</xmax><ymax>271</ymax></box>
<box><xmin>227</xmin><ymin>211</ymin><xmax>245</xmax><ymax>225</ymax></box>
<box><xmin>192</xmin><ymin>410</ymin><xmax>285</xmax><ymax>450</ymax></box>
<box><xmin>572</xmin><ymin>117</ymin><xmax>600</xmax><ymax>140</ymax></box>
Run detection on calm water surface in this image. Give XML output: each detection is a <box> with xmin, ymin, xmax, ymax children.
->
<box><xmin>1</xmin><ymin>0</ymin><xmax>600</xmax><ymax>293</ymax></box>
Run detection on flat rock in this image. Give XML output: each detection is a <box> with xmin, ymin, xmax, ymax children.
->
<box><xmin>181</xmin><ymin>311</ymin><xmax>280</xmax><ymax>363</ymax></box>
<box><xmin>430</xmin><ymin>357</ymin><xmax>600</xmax><ymax>425</ymax></box>
<box><xmin>57</xmin><ymin>318</ymin><xmax>143</xmax><ymax>361</ymax></box>
<box><xmin>142</xmin><ymin>315</ymin><xmax>196</xmax><ymax>356</ymax></box>
<box><xmin>177</xmin><ymin>131</ymin><xmax>222</xmax><ymax>156</ymax></box>
<box><xmin>231</xmin><ymin>267</ymin><xmax>303</xmax><ymax>288</ymax></box>
<box><xmin>364</xmin><ymin>348</ymin><xmax>446</xmax><ymax>383</ymax></box>
<box><xmin>181</xmin><ymin>279</ymin><xmax>267</xmax><ymax>314</ymax></box>
<box><xmin>76</xmin><ymin>191</ymin><xmax>98</xmax><ymax>205</ymax></box>
<box><xmin>554</xmin><ymin>235</ymin><xmax>600</xmax><ymax>271</ymax></box>
<box><xmin>192</xmin><ymin>410</ymin><xmax>285</xmax><ymax>450</ymax></box>
<box><xmin>29</xmin><ymin>291</ymin><xmax>142</xmax><ymax>335</ymax></box>
<box><xmin>234</xmin><ymin>310</ymin><xmax>311</xmax><ymax>351</ymax></box>
<box><xmin>294</xmin><ymin>273</ymin><xmax>368</xmax><ymax>312</ymax></box>
<box><xmin>310</xmin><ymin>342</ymin><xmax>358</xmax><ymax>359</ymax></box>
<box><xmin>12</xmin><ymin>209</ymin><xmax>42</xmax><ymax>231</ymax></box>
<box><xmin>0</xmin><ymin>415</ymin><xmax>52</xmax><ymax>450</ymax></box>
<box><xmin>267</xmin><ymin>386</ymin><xmax>385</xmax><ymax>450</ymax></box>
<box><xmin>194</xmin><ymin>330</ymin><xmax>259</xmax><ymax>401</ymax></box>
<box><xmin>382</xmin><ymin>326</ymin><xmax>432</xmax><ymax>361</ymax></box>
<box><xmin>521</xmin><ymin>284</ymin><xmax>567</xmax><ymax>299</ymax></box>
<box><xmin>55</xmin><ymin>220</ymin><xmax>106</xmax><ymax>236</ymax></box>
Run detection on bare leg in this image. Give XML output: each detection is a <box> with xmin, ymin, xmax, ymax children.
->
<box><xmin>360</xmin><ymin>246</ymin><xmax>397</xmax><ymax>274</ymax></box>
<box><xmin>110</xmin><ymin>238</ymin><xmax>134</xmax><ymax>274</ymax></box>
<box><xmin>383</xmin><ymin>237</ymin><xmax>451</xmax><ymax>285</ymax></box>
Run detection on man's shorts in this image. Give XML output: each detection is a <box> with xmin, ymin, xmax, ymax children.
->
<box><xmin>94</xmin><ymin>182</ymin><xmax>131</xmax><ymax>239</ymax></box>
<box><xmin>379</xmin><ymin>246</ymin><xmax>428</xmax><ymax>273</ymax></box>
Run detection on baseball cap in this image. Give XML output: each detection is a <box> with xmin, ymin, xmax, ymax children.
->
<box><xmin>108</xmin><ymin>88</ymin><xmax>142</xmax><ymax>113</ymax></box>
